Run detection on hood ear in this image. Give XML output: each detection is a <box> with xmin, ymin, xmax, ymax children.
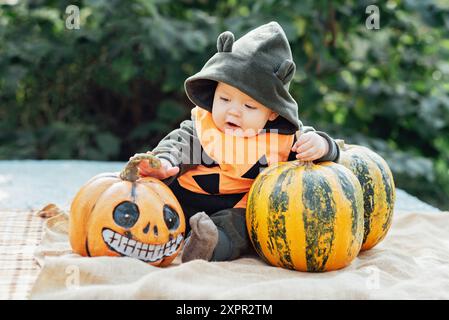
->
<box><xmin>217</xmin><ymin>31</ymin><xmax>234</xmax><ymax>53</ymax></box>
<box><xmin>275</xmin><ymin>59</ymin><xmax>296</xmax><ymax>84</ymax></box>
<box><xmin>269</xmin><ymin>112</ymin><xmax>279</xmax><ymax>121</ymax></box>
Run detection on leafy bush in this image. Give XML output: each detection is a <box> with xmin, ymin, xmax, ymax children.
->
<box><xmin>1</xmin><ymin>0</ymin><xmax>448</xmax><ymax>209</ymax></box>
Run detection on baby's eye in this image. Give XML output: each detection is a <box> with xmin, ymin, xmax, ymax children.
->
<box><xmin>220</xmin><ymin>97</ymin><xmax>230</xmax><ymax>102</ymax></box>
<box><xmin>245</xmin><ymin>104</ymin><xmax>256</xmax><ymax>109</ymax></box>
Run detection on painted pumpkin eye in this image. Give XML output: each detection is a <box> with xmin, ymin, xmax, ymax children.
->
<box><xmin>113</xmin><ymin>201</ymin><xmax>140</xmax><ymax>229</ymax></box>
<box><xmin>163</xmin><ymin>205</ymin><xmax>179</xmax><ymax>231</ymax></box>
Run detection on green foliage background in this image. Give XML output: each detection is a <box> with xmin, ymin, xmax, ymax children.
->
<box><xmin>1</xmin><ymin>0</ymin><xmax>448</xmax><ymax>209</ymax></box>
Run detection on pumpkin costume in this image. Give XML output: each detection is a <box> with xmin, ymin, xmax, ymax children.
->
<box><xmin>151</xmin><ymin>22</ymin><xmax>340</xmax><ymax>262</ymax></box>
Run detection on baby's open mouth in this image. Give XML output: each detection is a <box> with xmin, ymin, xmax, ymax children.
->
<box><xmin>225</xmin><ymin>121</ymin><xmax>241</xmax><ymax>129</ymax></box>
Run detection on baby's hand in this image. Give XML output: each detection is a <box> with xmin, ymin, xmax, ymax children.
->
<box><xmin>137</xmin><ymin>153</ymin><xmax>180</xmax><ymax>180</ymax></box>
<box><xmin>291</xmin><ymin>132</ymin><xmax>329</xmax><ymax>161</ymax></box>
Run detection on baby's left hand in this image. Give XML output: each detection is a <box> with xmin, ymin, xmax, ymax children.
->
<box><xmin>291</xmin><ymin>132</ymin><xmax>329</xmax><ymax>161</ymax></box>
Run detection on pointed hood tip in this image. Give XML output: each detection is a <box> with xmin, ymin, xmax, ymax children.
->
<box><xmin>185</xmin><ymin>21</ymin><xmax>300</xmax><ymax>134</ymax></box>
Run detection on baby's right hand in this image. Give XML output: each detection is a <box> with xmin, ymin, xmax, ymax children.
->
<box><xmin>138</xmin><ymin>155</ymin><xmax>180</xmax><ymax>180</ymax></box>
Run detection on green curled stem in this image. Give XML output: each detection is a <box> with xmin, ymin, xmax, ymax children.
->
<box><xmin>120</xmin><ymin>152</ymin><xmax>161</xmax><ymax>182</ymax></box>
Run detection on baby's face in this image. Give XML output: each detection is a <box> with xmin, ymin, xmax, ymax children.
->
<box><xmin>212</xmin><ymin>82</ymin><xmax>278</xmax><ymax>137</ymax></box>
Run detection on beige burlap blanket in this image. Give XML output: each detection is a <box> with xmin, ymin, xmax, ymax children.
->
<box><xmin>0</xmin><ymin>211</ymin><xmax>45</xmax><ymax>299</ymax></box>
<box><xmin>30</xmin><ymin>208</ymin><xmax>449</xmax><ymax>299</ymax></box>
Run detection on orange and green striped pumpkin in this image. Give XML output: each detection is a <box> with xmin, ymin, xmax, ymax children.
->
<box><xmin>336</xmin><ymin>140</ymin><xmax>395</xmax><ymax>251</ymax></box>
<box><xmin>246</xmin><ymin>160</ymin><xmax>364</xmax><ymax>272</ymax></box>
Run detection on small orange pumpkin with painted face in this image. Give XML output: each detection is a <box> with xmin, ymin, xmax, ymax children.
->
<box><xmin>69</xmin><ymin>153</ymin><xmax>185</xmax><ymax>267</ymax></box>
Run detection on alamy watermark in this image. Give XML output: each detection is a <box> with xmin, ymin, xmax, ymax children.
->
<box><xmin>63</xmin><ymin>5</ymin><xmax>380</xmax><ymax>32</ymax></box>
<box><xmin>365</xmin><ymin>266</ymin><xmax>380</xmax><ymax>290</ymax></box>
<box><xmin>65</xmin><ymin>5</ymin><xmax>80</xmax><ymax>30</ymax></box>
<box><xmin>148</xmin><ymin>127</ymin><xmax>281</xmax><ymax>167</ymax></box>
<box><xmin>366</xmin><ymin>5</ymin><xmax>380</xmax><ymax>30</ymax></box>
<box><xmin>65</xmin><ymin>265</ymin><xmax>80</xmax><ymax>289</ymax></box>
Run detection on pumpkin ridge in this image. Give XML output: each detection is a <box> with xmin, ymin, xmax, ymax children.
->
<box><xmin>86</xmin><ymin>180</ymin><xmax>124</xmax><ymax>220</ymax></box>
<box><xmin>323</xmin><ymin>164</ymin><xmax>361</xmax><ymax>257</ymax></box>
<box><xmin>85</xmin><ymin>238</ymin><xmax>91</xmax><ymax>257</ymax></box>
<box><xmin>325</xmin><ymin>165</ymin><xmax>359</xmax><ymax>237</ymax></box>
<box><xmin>302</xmin><ymin>166</ymin><xmax>337</xmax><ymax>272</ymax></box>
<box><xmin>70</xmin><ymin>178</ymin><xmax>120</xmax><ymax>255</ymax></box>
<box><xmin>267</xmin><ymin>167</ymin><xmax>295</xmax><ymax>269</ymax></box>
<box><xmin>364</xmin><ymin>153</ymin><xmax>395</xmax><ymax>234</ymax></box>
<box><xmin>131</xmin><ymin>182</ymin><xmax>137</xmax><ymax>202</ymax></box>
<box><xmin>247</xmin><ymin>164</ymin><xmax>282</xmax><ymax>260</ymax></box>
<box><xmin>247</xmin><ymin>176</ymin><xmax>268</xmax><ymax>262</ymax></box>
<box><xmin>88</xmin><ymin>181</ymin><xmax>127</xmax><ymax>215</ymax></box>
<box><xmin>349</xmin><ymin>154</ymin><xmax>375</xmax><ymax>244</ymax></box>
<box><xmin>139</xmin><ymin>182</ymin><xmax>165</xmax><ymax>204</ymax></box>
<box><xmin>337</xmin><ymin>143</ymin><xmax>396</xmax><ymax>251</ymax></box>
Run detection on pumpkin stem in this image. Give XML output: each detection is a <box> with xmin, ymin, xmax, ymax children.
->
<box><xmin>120</xmin><ymin>152</ymin><xmax>161</xmax><ymax>182</ymax></box>
<box><xmin>335</xmin><ymin>139</ymin><xmax>345</xmax><ymax>150</ymax></box>
<box><xmin>294</xmin><ymin>160</ymin><xmax>314</xmax><ymax>168</ymax></box>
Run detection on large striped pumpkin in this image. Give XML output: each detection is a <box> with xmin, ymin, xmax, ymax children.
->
<box><xmin>246</xmin><ymin>160</ymin><xmax>364</xmax><ymax>272</ymax></box>
<box><xmin>69</xmin><ymin>153</ymin><xmax>186</xmax><ymax>267</ymax></box>
<box><xmin>336</xmin><ymin>140</ymin><xmax>395</xmax><ymax>251</ymax></box>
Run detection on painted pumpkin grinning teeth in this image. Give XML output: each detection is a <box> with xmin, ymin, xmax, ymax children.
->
<box><xmin>102</xmin><ymin>228</ymin><xmax>183</xmax><ymax>263</ymax></box>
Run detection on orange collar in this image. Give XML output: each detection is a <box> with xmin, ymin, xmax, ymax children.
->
<box><xmin>192</xmin><ymin>106</ymin><xmax>294</xmax><ymax>165</ymax></box>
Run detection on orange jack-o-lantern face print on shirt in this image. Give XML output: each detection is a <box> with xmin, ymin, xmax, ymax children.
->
<box><xmin>69</xmin><ymin>153</ymin><xmax>186</xmax><ymax>267</ymax></box>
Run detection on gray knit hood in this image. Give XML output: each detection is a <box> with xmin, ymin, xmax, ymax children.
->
<box><xmin>184</xmin><ymin>21</ymin><xmax>300</xmax><ymax>134</ymax></box>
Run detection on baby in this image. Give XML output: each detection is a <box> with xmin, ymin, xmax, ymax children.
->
<box><xmin>137</xmin><ymin>22</ymin><xmax>340</xmax><ymax>262</ymax></box>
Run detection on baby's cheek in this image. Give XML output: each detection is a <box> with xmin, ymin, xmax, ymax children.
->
<box><xmin>247</xmin><ymin>115</ymin><xmax>265</xmax><ymax>132</ymax></box>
